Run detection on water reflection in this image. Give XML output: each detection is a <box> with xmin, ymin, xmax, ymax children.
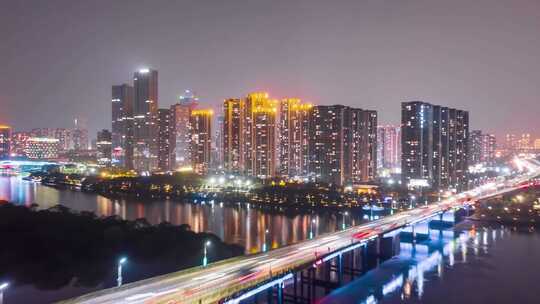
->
<box><xmin>320</xmin><ymin>225</ymin><xmax>509</xmax><ymax>304</ymax></box>
<box><xmin>0</xmin><ymin>176</ymin><xmax>365</xmax><ymax>253</ymax></box>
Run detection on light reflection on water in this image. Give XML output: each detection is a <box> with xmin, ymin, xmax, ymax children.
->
<box><xmin>0</xmin><ymin>176</ymin><xmax>366</xmax><ymax>253</ymax></box>
<box><xmin>320</xmin><ymin>225</ymin><xmax>524</xmax><ymax>304</ymax></box>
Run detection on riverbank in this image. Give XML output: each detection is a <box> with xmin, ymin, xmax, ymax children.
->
<box><xmin>0</xmin><ymin>202</ymin><xmax>243</xmax><ymax>302</ymax></box>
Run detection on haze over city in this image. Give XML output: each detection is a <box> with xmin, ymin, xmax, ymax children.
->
<box><xmin>1</xmin><ymin>0</ymin><xmax>540</xmax><ymax>138</ymax></box>
<box><xmin>1</xmin><ymin>1</ymin><xmax>540</xmax><ymax>304</ymax></box>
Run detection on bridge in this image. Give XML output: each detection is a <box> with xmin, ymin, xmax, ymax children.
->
<box><xmin>59</xmin><ymin>157</ymin><xmax>540</xmax><ymax>304</ymax></box>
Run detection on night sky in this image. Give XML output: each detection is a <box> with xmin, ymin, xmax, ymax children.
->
<box><xmin>1</xmin><ymin>0</ymin><xmax>539</xmax><ymax>139</ymax></box>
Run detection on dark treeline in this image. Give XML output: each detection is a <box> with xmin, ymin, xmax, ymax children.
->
<box><xmin>0</xmin><ymin>202</ymin><xmax>243</xmax><ymax>290</ymax></box>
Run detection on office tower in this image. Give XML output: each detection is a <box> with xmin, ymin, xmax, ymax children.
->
<box><xmin>170</xmin><ymin>89</ymin><xmax>198</xmax><ymax>169</ymax></box>
<box><xmin>112</xmin><ymin>84</ymin><xmax>134</xmax><ymax>169</ymax></box>
<box><xmin>25</xmin><ymin>138</ymin><xmax>60</xmax><ymax>159</ymax></box>
<box><xmin>308</xmin><ymin>105</ymin><xmax>377</xmax><ymax>186</ymax></box>
<box><xmin>0</xmin><ymin>125</ymin><xmax>11</xmax><ymax>159</ymax></box>
<box><xmin>157</xmin><ymin>108</ymin><xmax>172</xmax><ymax>171</ymax></box>
<box><xmin>222</xmin><ymin>98</ymin><xmax>245</xmax><ymax>173</ymax></box>
<box><xmin>401</xmin><ymin>101</ymin><xmax>469</xmax><ymax>191</ymax></box>
<box><xmin>72</xmin><ymin>118</ymin><xmax>89</xmax><ymax>151</ymax></box>
<box><xmin>279</xmin><ymin>98</ymin><xmax>312</xmax><ymax>179</ymax></box>
<box><xmin>377</xmin><ymin>125</ymin><xmax>401</xmax><ymax>172</ymax></box>
<box><xmin>96</xmin><ymin>129</ymin><xmax>112</xmax><ymax>166</ymax></box>
<box><xmin>133</xmin><ymin>68</ymin><xmax>159</xmax><ymax>172</ymax></box>
<box><xmin>244</xmin><ymin>92</ymin><xmax>277</xmax><ymax>179</ymax></box>
<box><xmin>190</xmin><ymin>109</ymin><xmax>213</xmax><ymax>174</ymax></box>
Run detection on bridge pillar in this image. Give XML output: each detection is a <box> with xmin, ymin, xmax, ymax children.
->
<box><xmin>338</xmin><ymin>253</ymin><xmax>343</xmax><ymax>285</ymax></box>
<box><xmin>277</xmin><ymin>282</ymin><xmax>283</xmax><ymax>304</ymax></box>
<box><xmin>267</xmin><ymin>286</ymin><xmax>273</xmax><ymax>304</ymax></box>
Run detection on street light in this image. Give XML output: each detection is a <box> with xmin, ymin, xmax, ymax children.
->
<box><xmin>203</xmin><ymin>240</ymin><xmax>211</xmax><ymax>267</ymax></box>
<box><xmin>342</xmin><ymin>211</ymin><xmax>348</xmax><ymax>230</ymax></box>
<box><xmin>117</xmin><ymin>257</ymin><xmax>127</xmax><ymax>287</ymax></box>
<box><xmin>0</xmin><ymin>282</ymin><xmax>9</xmax><ymax>304</ymax></box>
<box><xmin>310</xmin><ymin>219</ymin><xmax>316</xmax><ymax>239</ymax></box>
<box><xmin>262</xmin><ymin>229</ymin><xmax>269</xmax><ymax>252</ymax></box>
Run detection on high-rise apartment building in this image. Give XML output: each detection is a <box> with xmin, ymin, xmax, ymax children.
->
<box><xmin>111</xmin><ymin>84</ymin><xmax>134</xmax><ymax>169</ymax></box>
<box><xmin>133</xmin><ymin>69</ymin><xmax>158</xmax><ymax>172</ymax></box>
<box><xmin>401</xmin><ymin>101</ymin><xmax>469</xmax><ymax>191</ymax></box>
<box><xmin>190</xmin><ymin>109</ymin><xmax>213</xmax><ymax>174</ymax></box>
<box><xmin>0</xmin><ymin>125</ymin><xmax>11</xmax><ymax>159</ymax></box>
<box><xmin>377</xmin><ymin>125</ymin><xmax>401</xmax><ymax>172</ymax></box>
<box><xmin>157</xmin><ymin>108</ymin><xmax>172</xmax><ymax>171</ymax></box>
<box><xmin>96</xmin><ymin>129</ymin><xmax>112</xmax><ymax>166</ymax></box>
<box><xmin>244</xmin><ymin>92</ymin><xmax>277</xmax><ymax>179</ymax></box>
<box><xmin>279</xmin><ymin>98</ymin><xmax>312</xmax><ymax>178</ymax></box>
<box><xmin>470</xmin><ymin>130</ymin><xmax>496</xmax><ymax>165</ymax></box>
<box><xmin>170</xmin><ymin>89</ymin><xmax>198</xmax><ymax>169</ymax></box>
<box><xmin>222</xmin><ymin>98</ymin><xmax>245</xmax><ymax>174</ymax></box>
<box><xmin>308</xmin><ymin>105</ymin><xmax>377</xmax><ymax>186</ymax></box>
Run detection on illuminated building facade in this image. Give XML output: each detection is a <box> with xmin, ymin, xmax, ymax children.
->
<box><xmin>470</xmin><ymin>130</ymin><xmax>496</xmax><ymax>165</ymax></box>
<box><xmin>308</xmin><ymin>105</ymin><xmax>377</xmax><ymax>186</ymax></box>
<box><xmin>54</xmin><ymin>128</ymin><xmax>72</xmax><ymax>152</ymax></box>
<box><xmin>170</xmin><ymin>90</ymin><xmax>198</xmax><ymax>169</ymax></box>
<box><xmin>11</xmin><ymin>132</ymin><xmax>29</xmax><ymax>157</ymax></box>
<box><xmin>190</xmin><ymin>109</ymin><xmax>213</xmax><ymax>174</ymax></box>
<box><xmin>96</xmin><ymin>129</ymin><xmax>112</xmax><ymax>166</ymax></box>
<box><xmin>111</xmin><ymin>84</ymin><xmax>134</xmax><ymax>169</ymax></box>
<box><xmin>0</xmin><ymin>126</ymin><xmax>11</xmax><ymax>159</ymax></box>
<box><xmin>133</xmin><ymin>69</ymin><xmax>159</xmax><ymax>172</ymax></box>
<box><xmin>72</xmin><ymin>118</ymin><xmax>89</xmax><ymax>151</ymax></box>
<box><xmin>244</xmin><ymin>92</ymin><xmax>277</xmax><ymax>179</ymax></box>
<box><xmin>377</xmin><ymin>125</ymin><xmax>401</xmax><ymax>173</ymax></box>
<box><xmin>402</xmin><ymin>101</ymin><xmax>469</xmax><ymax>191</ymax></box>
<box><xmin>222</xmin><ymin>98</ymin><xmax>245</xmax><ymax>173</ymax></box>
<box><xmin>157</xmin><ymin>108</ymin><xmax>172</xmax><ymax>171</ymax></box>
<box><xmin>25</xmin><ymin>137</ymin><xmax>60</xmax><ymax>159</ymax></box>
<box><xmin>279</xmin><ymin>98</ymin><xmax>312</xmax><ymax>178</ymax></box>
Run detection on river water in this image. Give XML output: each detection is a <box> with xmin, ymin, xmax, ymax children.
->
<box><xmin>1</xmin><ymin>176</ymin><xmax>540</xmax><ymax>304</ymax></box>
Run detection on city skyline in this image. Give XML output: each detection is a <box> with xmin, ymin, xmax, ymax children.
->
<box><xmin>2</xmin><ymin>0</ymin><xmax>540</xmax><ymax>138</ymax></box>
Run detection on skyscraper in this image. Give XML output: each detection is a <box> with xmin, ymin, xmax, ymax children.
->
<box><xmin>279</xmin><ymin>98</ymin><xmax>312</xmax><ymax>178</ymax></box>
<box><xmin>244</xmin><ymin>92</ymin><xmax>277</xmax><ymax>179</ymax></box>
<box><xmin>308</xmin><ymin>105</ymin><xmax>377</xmax><ymax>186</ymax></box>
<box><xmin>112</xmin><ymin>84</ymin><xmax>134</xmax><ymax>169</ymax></box>
<box><xmin>401</xmin><ymin>101</ymin><xmax>469</xmax><ymax>191</ymax></box>
<box><xmin>170</xmin><ymin>89</ymin><xmax>198</xmax><ymax>169</ymax></box>
<box><xmin>0</xmin><ymin>125</ymin><xmax>11</xmax><ymax>159</ymax></box>
<box><xmin>157</xmin><ymin>108</ymin><xmax>172</xmax><ymax>171</ymax></box>
<box><xmin>190</xmin><ymin>109</ymin><xmax>213</xmax><ymax>174</ymax></box>
<box><xmin>96</xmin><ymin>129</ymin><xmax>112</xmax><ymax>166</ymax></box>
<box><xmin>133</xmin><ymin>69</ymin><xmax>158</xmax><ymax>172</ymax></box>
<box><xmin>72</xmin><ymin>118</ymin><xmax>89</xmax><ymax>151</ymax></box>
<box><xmin>222</xmin><ymin>98</ymin><xmax>245</xmax><ymax>174</ymax></box>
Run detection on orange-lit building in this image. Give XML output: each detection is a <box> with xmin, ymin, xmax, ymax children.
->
<box><xmin>223</xmin><ymin>98</ymin><xmax>245</xmax><ymax>173</ymax></box>
<box><xmin>279</xmin><ymin>98</ymin><xmax>312</xmax><ymax>178</ymax></box>
<box><xmin>244</xmin><ymin>92</ymin><xmax>277</xmax><ymax>179</ymax></box>
<box><xmin>190</xmin><ymin>109</ymin><xmax>213</xmax><ymax>174</ymax></box>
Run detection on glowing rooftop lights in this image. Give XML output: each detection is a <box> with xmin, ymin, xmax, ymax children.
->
<box><xmin>192</xmin><ymin>109</ymin><xmax>214</xmax><ymax>115</ymax></box>
<box><xmin>138</xmin><ymin>68</ymin><xmax>150</xmax><ymax>73</ymax></box>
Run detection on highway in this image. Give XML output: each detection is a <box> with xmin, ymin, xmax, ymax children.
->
<box><xmin>59</xmin><ymin>158</ymin><xmax>540</xmax><ymax>304</ymax></box>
